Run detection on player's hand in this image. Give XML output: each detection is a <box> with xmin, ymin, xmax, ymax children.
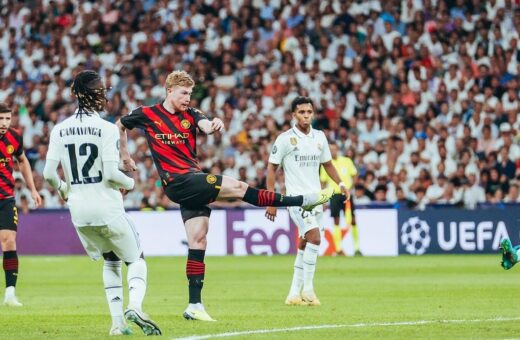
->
<box><xmin>339</xmin><ymin>183</ymin><xmax>350</xmax><ymax>202</ymax></box>
<box><xmin>121</xmin><ymin>157</ymin><xmax>137</xmax><ymax>172</ymax></box>
<box><xmin>211</xmin><ymin>118</ymin><xmax>224</xmax><ymax>132</ymax></box>
<box><xmin>120</xmin><ymin>188</ymin><xmax>130</xmax><ymax>196</ymax></box>
<box><xmin>31</xmin><ymin>190</ymin><xmax>42</xmax><ymax>208</ymax></box>
<box><xmin>265</xmin><ymin>206</ymin><xmax>277</xmax><ymax>221</ymax></box>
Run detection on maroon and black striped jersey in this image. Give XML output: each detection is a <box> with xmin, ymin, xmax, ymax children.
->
<box><xmin>0</xmin><ymin>128</ymin><xmax>23</xmax><ymax>199</ymax></box>
<box><xmin>120</xmin><ymin>104</ymin><xmax>208</xmax><ymax>179</ymax></box>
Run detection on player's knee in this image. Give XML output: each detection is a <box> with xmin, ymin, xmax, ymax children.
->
<box><xmin>191</xmin><ymin>236</ymin><xmax>207</xmax><ymax>249</ymax></box>
<box><xmin>305</xmin><ymin>230</ymin><xmax>321</xmax><ymax>245</ymax></box>
<box><xmin>0</xmin><ymin>235</ymin><xmax>15</xmax><ymax>249</ymax></box>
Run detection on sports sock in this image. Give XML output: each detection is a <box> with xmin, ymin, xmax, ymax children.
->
<box><xmin>332</xmin><ymin>224</ymin><xmax>342</xmax><ymax>253</ymax></box>
<box><xmin>242</xmin><ymin>187</ymin><xmax>303</xmax><ymax>207</ymax></box>
<box><xmin>187</xmin><ymin>249</ymin><xmax>205</xmax><ymax>304</ymax></box>
<box><xmin>3</xmin><ymin>251</ymin><xmax>18</xmax><ymax>288</ymax></box>
<box><xmin>127</xmin><ymin>258</ymin><xmax>147</xmax><ymax>311</ymax></box>
<box><xmin>352</xmin><ymin>225</ymin><xmax>360</xmax><ymax>252</ymax></box>
<box><xmin>103</xmin><ymin>260</ymin><xmax>124</xmax><ymax>328</ymax></box>
<box><xmin>303</xmin><ymin>243</ymin><xmax>320</xmax><ymax>293</ymax></box>
<box><xmin>288</xmin><ymin>249</ymin><xmax>304</xmax><ymax>297</ymax></box>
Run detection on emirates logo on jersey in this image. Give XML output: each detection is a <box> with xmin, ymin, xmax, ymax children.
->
<box><xmin>181</xmin><ymin>119</ymin><xmax>191</xmax><ymax>129</ymax></box>
<box><xmin>6</xmin><ymin>145</ymin><xmax>14</xmax><ymax>154</ymax></box>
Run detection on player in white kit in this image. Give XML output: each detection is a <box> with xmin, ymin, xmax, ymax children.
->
<box><xmin>43</xmin><ymin>71</ymin><xmax>161</xmax><ymax>336</ymax></box>
<box><xmin>266</xmin><ymin>96</ymin><xmax>349</xmax><ymax>306</ymax></box>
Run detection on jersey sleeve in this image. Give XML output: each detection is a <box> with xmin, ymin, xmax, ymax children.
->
<box><xmin>268</xmin><ymin>135</ymin><xmax>287</xmax><ymax>165</ymax></box>
<box><xmin>14</xmin><ymin>131</ymin><xmax>23</xmax><ymax>157</ymax></box>
<box><xmin>102</xmin><ymin>125</ymin><xmax>120</xmax><ymax>163</ymax></box>
<box><xmin>46</xmin><ymin>127</ymin><xmax>61</xmax><ymax>161</ymax></box>
<box><xmin>120</xmin><ymin>107</ymin><xmax>147</xmax><ymax>130</ymax></box>
<box><xmin>190</xmin><ymin>107</ymin><xmax>209</xmax><ymax>124</ymax></box>
<box><xmin>320</xmin><ymin>133</ymin><xmax>332</xmax><ymax>163</ymax></box>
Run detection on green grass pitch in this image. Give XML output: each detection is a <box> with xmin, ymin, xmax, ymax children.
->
<box><xmin>1</xmin><ymin>255</ymin><xmax>519</xmax><ymax>339</ymax></box>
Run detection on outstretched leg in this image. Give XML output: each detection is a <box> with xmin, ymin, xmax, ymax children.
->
<box><xmin>217</xmin><ymin>176</ymin><xmax>333</xmax><ymax>210</ymax></box>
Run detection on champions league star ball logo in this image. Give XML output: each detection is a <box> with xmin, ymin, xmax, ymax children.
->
<box><xmin>401</xmin><ymin>216</ymin><xmax>431</xmax><ymax>255</ymax></box>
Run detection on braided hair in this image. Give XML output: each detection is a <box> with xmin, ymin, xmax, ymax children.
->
<box><xmin>71</xmin><ymin>70</ymin><xmax>107</xmax><ymax>118</ymax></box>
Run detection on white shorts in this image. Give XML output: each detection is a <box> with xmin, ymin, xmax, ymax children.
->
<box><xmin>288</xmin><ymin>207</ymin><xmax>324</xmax><ymax>238</ymax></box>
<box><xmin>75</xmin><ymin>213</ymin><xmax>142</xmax><ymax>263</ymax></box>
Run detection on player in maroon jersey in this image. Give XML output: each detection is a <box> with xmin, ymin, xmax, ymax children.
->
<box><xmin>0</xmin><ymin>103</ymin><xmax>42</xmax><ymax>307</ymax></box>
<box><xmin>116</xmin><ymin>70</ymin><xmax>334</xmax><ymax>321</ymax></box>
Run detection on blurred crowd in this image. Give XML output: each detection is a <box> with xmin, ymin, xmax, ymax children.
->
<box><xmin>2</xmin><ymin>0</ymin><xmax>520</xmax><ymax>211</ymax></box>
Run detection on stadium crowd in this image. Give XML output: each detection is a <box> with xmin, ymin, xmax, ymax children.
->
<box><xmin>1</xmin><ymin>0</ymin><xmax>520</xmax><ymax>211</ymax></box>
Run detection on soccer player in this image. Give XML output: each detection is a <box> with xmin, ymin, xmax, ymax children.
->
<box><xmin>319</xmin><ymin>142</ymin><xmax>359</xmax><ymax>256</ymax></box>
<box><xmin>265</xmin><ymin>96</ymin><xmax>349</xmax><ymax>306</ymax></box>
<box><xmin>116</xmin><ymin>71</ymin><xmax>333</xmax><ymax>321</ymax></box>
<box><xmin>500</xmin><ymin>238</ymin><xmax>520</xmax><ymax>270</ymax></box>
<box><xmin>43</xmin><ymin>71</ymin><xmax>161</xmax><ymax>336</ymax></box>
<box><xmin>0</xmin><ymin>102</ymin><xmax>42</xmax><ymax>307</ymax></box>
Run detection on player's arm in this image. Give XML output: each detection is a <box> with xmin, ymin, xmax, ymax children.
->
<box><xmin>104</xmin><ymin>125</ymin><xmax>135</xmax><ymax>191</ymax></box>
<box><xmin>104</xmin><ymin>161</ymin><xmax>135</xmax><ymax>191</ymax></box>
<box><xmin>319</xmin><ymin>165</ymin><xmax>328</xmax><ymax>189</ymax></box>
<box><xmin>116</xmin><ymin>119</ymin><xmax>137</xmax><ymax>171</ymax></box>
<box><xmin>192</xmin><ymin>108</ymin><xmax>224</xmax><ymax>134</ymax></box>
<box><xmin>43</xmin><ymin>159</ymin><xmax>68</xmax><ymax>202</ymax></box>
<box><xmin>265</xmin><ymin>162</ymin><xmax>280</xmax><ymax>222</ymax></box>
<box><xmin>197</xmin><ymin>117</ymin><xmax>224</xmax><ymax>134</ymax></box>
<box><xmin>17</xmin><ymin>152</ymin><xmax>42</xmax><ymax>207</ymax></box>
<box><xmin>322</xmin><ymin>160</ymin><xmax>349</xmax><ymax>200</ymax></box>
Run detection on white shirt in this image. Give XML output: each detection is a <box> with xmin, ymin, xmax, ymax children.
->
<box><xmin>269</xmin><ymin>126</ymin><xmax>331</xmax><ymax>197</ymax></box>
<box><xmin>46</xmin><ymin>112</ymin><xmax>125</xmax><ymax>226</ymax></box>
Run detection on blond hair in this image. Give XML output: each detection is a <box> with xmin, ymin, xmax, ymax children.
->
<box><xmin>165</xmin><ymin>70</ymin><xmax>195</xmax><ymax>89</ymax></box>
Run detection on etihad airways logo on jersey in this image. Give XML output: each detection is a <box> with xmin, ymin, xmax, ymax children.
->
<box><xmin>155</xmin><ymin>133</ymin><xmax>190</xmax><ymax>145</ymax></box>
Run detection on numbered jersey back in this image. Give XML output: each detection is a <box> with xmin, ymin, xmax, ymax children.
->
<box><xmin>47</xmin><ymin>113</ymin><xmax>124</xmax><ymax>226</ymax></box>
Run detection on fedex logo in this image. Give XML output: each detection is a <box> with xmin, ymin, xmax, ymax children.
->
<box><xmin>226</xmin><ymin>210</ymin><xmax>297</xmax><ymax>255</ymax></box>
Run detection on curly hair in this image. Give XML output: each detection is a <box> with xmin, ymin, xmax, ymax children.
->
<box><xmin>71</xmin><ymin>70</ymin><xmax>107</xmax><ymax>117</ymax></box>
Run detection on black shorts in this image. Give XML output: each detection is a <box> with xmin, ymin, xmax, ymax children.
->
<box><xmin>329</xmin><ymin>194</ymin><xmax>356</xmax><ymax>224</ymax></box>
<box><xmin>164</xmin><ymin>172</ymin><xmax>223</xmax><ymax>223</ymax></box>
<box><xmin>0</xmin><ymin>198</ymin><xmax>18</xmax><ymax>231</ymax></box>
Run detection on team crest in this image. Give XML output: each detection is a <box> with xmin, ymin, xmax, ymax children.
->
<box><xmin>181</xmin><ymin>119</ymin><xmax>191</xmax><ymax>129</ymax></box>
<box><xmin>206</xmin><ymin>174</ymin><xmax>217</xmax><ymax>184</ymax></box>
<box><xmin>290</xmin><ymin>137</ymin><xmax>297</xmax><ymax>146</ymax></box>
<box><xmin>6</xmin><ymin>145</ymin><xmax>14</xmax><ymax>154</ymax></box>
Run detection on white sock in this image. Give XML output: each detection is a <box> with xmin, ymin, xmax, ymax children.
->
<box><xmin>288</xmin><ymin>250</ymin><xmax>304</xmax><ymax>297</ymax></box>
<box><xmin>303</xmin><ymin>243</ymin><xmax>320</xmax><ymax>293</ymax></box>
<box><xmin>127</xmin><ymin>258</ymin><xmax>147</xmax><ymax>311</ymax></box>
<box><xmin>5</xmin><ymin>286</ymin><xmax>15</xmax><ymax>298</ymax></box>
<box><xmin>103</xmin><ymin>260</ymin><xmax>124</xmax><ymax>328</ymax></box>
<box><xmin>188</xmin><ymin>302</ymin><xmax>205</xmax><ymax>311</ymax></box>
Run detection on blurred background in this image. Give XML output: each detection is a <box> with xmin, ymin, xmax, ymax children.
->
<box><xmin>1</xmin><ymin>0</ymin><xmax>520</xmax><ymax>213</ymax></box>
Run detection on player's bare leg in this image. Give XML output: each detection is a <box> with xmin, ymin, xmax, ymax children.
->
<box><xmin>182</xmin><ymin>216</ymin><xmax>215</xmax><ymax>321</ymax></box>
<box><xmin>217</xmin><ymin>176</ymin><xmax>334</xmax><ymax>210</ymax></box>
<box><xmin>1</xmin><ymin>230</ymin><xmax>21</xmax><ymax>307</ymax></box>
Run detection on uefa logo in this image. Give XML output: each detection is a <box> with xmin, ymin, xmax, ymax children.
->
<box><xmin>401</xmin><ymin>216</ymin><xmax>431</xmax><ymax>255</ymax></box>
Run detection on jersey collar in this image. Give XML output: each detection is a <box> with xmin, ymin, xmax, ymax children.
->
<box><xmin>292</xmin><ymin>125</ymin><xmax>314</xmax><ymax>138</ymax></box>
<box><xmin>74</xmin><ymin>109</ymin><xmax>101</xmax><ymax>117</ymax></box>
